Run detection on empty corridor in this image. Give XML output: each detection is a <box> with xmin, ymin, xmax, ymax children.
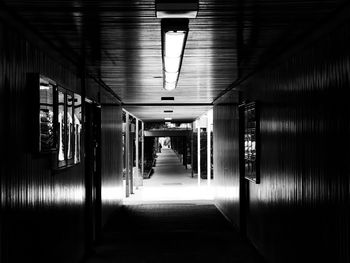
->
<box><xmin>84</xmin><ymin>148</ymin><xmax>264</xmax><ymax>263</ymax></box>
<box><xmin>124</xmin><ymin>148</ymin><xmax>212</xmax><ymax>203</ymax></box>
<box><xmin>85</xmin><ymin>203</ymin><xmax>264</xmax><ymax>263</ymax></box>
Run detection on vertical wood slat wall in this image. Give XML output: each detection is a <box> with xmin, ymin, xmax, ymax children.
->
<box><xmin>0</xmin><ymin>16</ymin><xmax>123</xmax><ymax>263</ymax></box>
<box><xmin>213</xmin><ymin>15</ymin><xmax>350</xmax><ymax>263</ymax></box>
<box><xmin>213</xmin><ymin>101</ymin><xmax>240</xmax><ymax>228</ymax></box>
<box><xmin>100</xmin><ymin>96</ymin><xmax>124</xmax><ymax>226</ymax></box>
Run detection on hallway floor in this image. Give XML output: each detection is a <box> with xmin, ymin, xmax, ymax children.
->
<box><xmin>85</xmin><ymin>203</ymin><xmax>265</xmax><ymax>263</ymax></box>
<box><xmin>84</xmin><ymin>148</ymin><xmax>264</xmax><ymax>263</ymax></box>
<box><xmin>123</xmin><ymin>148</ymin><xmax>213</xmax><ymax>204</ymax></box>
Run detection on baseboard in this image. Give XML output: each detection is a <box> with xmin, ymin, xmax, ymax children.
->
<box><xmin>213</xmin><ymin>202</ymin><xmax>236</xmax><ymax>228</ymax></box>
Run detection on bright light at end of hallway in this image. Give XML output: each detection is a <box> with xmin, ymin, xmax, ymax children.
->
<box><xmin>124</xmin><ymin>185</ymin><xmax>214</xmax><ymax>204</ymax></box>
<box><xmin>123</xmin><ymin>148</ymin><xmax>214</xmax><ymax>204</ymax></box>
<box><xmin>102</xmin><ymin>186</ymin><xmax>123</xmax><ymax>203</ymax></box>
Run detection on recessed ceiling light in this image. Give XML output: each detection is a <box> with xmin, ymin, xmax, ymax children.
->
<box><xmin>164</xmin><ymin>117</ymin><xmax>172</xmax><ymax>121</ymax></box>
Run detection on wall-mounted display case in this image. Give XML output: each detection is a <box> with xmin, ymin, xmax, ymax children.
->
<box><xmin>29</xmin><ymin>73</ymin><xmax>82</xmax><ymax>169</ymax></box>
<box><xmin>244</xmin><ymin>101</ymin><xmax>260</xmax><ymax>184</ymax></box>
<box><xmin>56</xmin><ymin>87</ymin><xmax>82</xmax><ymax>169</ymax></box>
<box><xmin>29</xmin><ymin>75</ymin><xmax>57</xmax><ymax>153</ymax></box>
<box><xmin>74</xmin><ymin>94</ymin><xmax>82</xmax><ymax>164</ymax></box>
<box><xmin>57</xmin><ymin>88</ymin><xmax>66</xmax><ymax>167</ymax></box>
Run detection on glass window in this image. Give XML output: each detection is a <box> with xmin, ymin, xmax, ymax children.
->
<box><xmin>39</xmin><ymin>77</ymin><xmax>55</xmax><ymax>152</ymax></box>
<box><xmin>58</xmin><ymin>90</ymin><xmax>66</xmax><ymax>167</ymax></box>
<box><xmin>55</xmin><ymin>87</ymin><xmax>82</xmax><ymax>168</ymax></box>
<box><xmin>74</xmin><ymin>94</ymin><xmax>82</xmax><ymax>164</ymax></box>
<box><xmin>67</xmin><ymin>93</ymin><xmax>74</xmax><ymax>163</ymax></box>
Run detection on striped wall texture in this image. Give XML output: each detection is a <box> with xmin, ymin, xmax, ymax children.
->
<box><xmin>0</xmin><ymin>16</ymin><xmax>123</xmax><ymax>263</ymax></box>
<box><xmin>214</xmin><ymin>12</ymin><xmax>350</xmax><ymax>263</ymax></box>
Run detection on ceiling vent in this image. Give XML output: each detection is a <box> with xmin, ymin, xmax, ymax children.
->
<box><xmin>161</xmin><ymin>96</ymin><xmax>175</xmax><ymax>101</ymax></box>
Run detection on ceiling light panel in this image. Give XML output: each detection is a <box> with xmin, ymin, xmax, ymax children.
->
<box><xmin>164</xmin><ymin>82</ymin><xmax>177</xmax><ymax>91</ymax></box>
<box><xmin>161</xmin><ymin>19</ymin><xmax>189</xmax><ymax>91</ymax></box>
<box><xmin>164</xmin><ymin>57</ymin><xmax>181</xmax><ymax>73</ymax></box>
<box><xmin>164</xmin><ymin>72</ymin><xmax>178</xmax><ymax>83</ymax></box>
<box><xmin>165</xmin><ymin>31</ymin><xmax>186</xmax><ymax>57</ymax></box>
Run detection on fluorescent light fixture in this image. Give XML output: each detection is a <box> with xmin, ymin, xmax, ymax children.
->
<box><xmin>164</xmin><ymin>57</ymin><xmax>181</xmax><ymax>73</ymax></box>
<box><xmin>164</xmin><ymin>110</ymin><xmax>173</xmax><ymax>113</ymax></box>
<box><xmin>164</xmin><ymin>117</ymin><xmax>172</xmax><ymax>121</ymax></box>
<box><xmin>161</xmin><ymin>19</ymin><xmax>189</xmax><ymax>91</ymax></box>
<box><xmin>165</xmin><ymin>31</ymin><xmax>186</xmax><ymax>57</ymax></box>
<box><xmin>164</xmin><ymin>72</ymin><xmax>178</xmax><ymax>83</ymax></box>
<box><xmin>164</xmin><ymin>82</ymin><xmax>176</xmax><ymax>91</ymax></box>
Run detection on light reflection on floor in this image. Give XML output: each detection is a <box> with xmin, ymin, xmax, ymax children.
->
<box><xmin>123</xmin><ymin>148</ymin><xmax>214</xmax><ymax>204</ymax></box>
<box><xmin>123</xmin><ymin>184</ymin><xmax>214</xmax><ymax>204</ymax></box>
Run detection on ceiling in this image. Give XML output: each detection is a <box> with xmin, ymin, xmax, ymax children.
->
<box><xmin>3</xmin><ymin>0</ymin><xmax>345</xmax><ymax>121</ymax></box>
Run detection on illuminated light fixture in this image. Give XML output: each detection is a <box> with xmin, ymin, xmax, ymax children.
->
<box><xmin>164</xmin><ymin>117</ymin><xmax>172</xmax><ymax>121</ymax></box>
<box><xmin>165</xmin><ymin>31</ymin><xmax>186</xmax><ymax>57</ymax></box>
<box><xmin>164</xmin><ymin>72</ymin><xmax>178</xmax><ymax>83</ymax></box>
<box><xmin>156</xmin><ymin>1</ymin><xmax>199</xmax><ymax>19</ymax></box>
<box><xmin>164</xmin><ymin>57</ymin><xmax>181</xmax><ymax>73</ymax></box>
<box><xmin>164</xmin><ymin>81</ymin><xmax>177</xmax><ymax>91</ymax></box>
<box><xmin>161</xmin><ymin>18</ymin><xmax>189</xmax><ymax>91</ymax></box>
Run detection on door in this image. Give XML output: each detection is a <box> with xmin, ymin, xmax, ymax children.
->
<box><xmin>84</xmin><ymin>101</ymin><xmax>101</xmax><ymax>252</ymax></box>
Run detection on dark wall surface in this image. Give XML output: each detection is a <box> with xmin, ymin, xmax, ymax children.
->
<box><xmin>0</xmin><ymin>13</ymin><xmax>123</xmax><ymax>263</ymax></box>
<box><xmin>100</xmin><ymin>92</ymin><xmax>124</xmax><ymax>226</ymax></box>
<box><xmin>213</xmin><ymin>97</ymin><xmax>240</xmax><ymax>228</ymax></box>
<box><xmin>214</xmin><ymin>12</ymin><xmax>350</xmax><ymax>263</ymax></box>
<box><xmin>0</xmin><ymin>17</ymin><xmax>85</xmax><ymax>263</ymax></box>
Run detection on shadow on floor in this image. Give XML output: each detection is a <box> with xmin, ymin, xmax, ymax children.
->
<box><xmin>84</xmin><ymin>203</ymin><xmax>265</xmax><ymax>263</ymax></box>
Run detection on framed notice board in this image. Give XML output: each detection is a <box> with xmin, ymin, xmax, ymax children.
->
<box><xmin>244</xmin><ymin>101</ymin><xmax>260</xmax><ymax>184</ymax></box>
<box><xmin>28</xmin><ymin>73</ymin><xmax>82</xmax><ymax>169</ymax></box>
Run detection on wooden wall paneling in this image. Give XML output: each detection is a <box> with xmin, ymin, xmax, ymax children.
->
<box><xmin>238</xmin><ymin>18</ymin><xmax>350</xmax><ymax>263</ymax></box>
<box><xmin>0</xmin><ymin>20</ymin><xmax>6</xmax><ymax>263</ymax></box>
<box><xmin>213</xmin><ymin>102</ymin><xmax>240</xmax><ymax>228</ymax></box>
<box><xmin>85</xmin><ymin>76</ymin><xmax>101</xmax><ymax>103</ymax></box>
<box><xmin>3</xmin><ymin>0</ymin><xmax>345</xmax><ymax>120</ymax></box>
<box><xmin>100</xmin><ymin>90</ymin><xmax>123</xmax><ymax>226</ymax></box>
<box><xmin>1</xmin><ymin>17</ymin><xmax>85</xmax><ymax>263</ymax></box>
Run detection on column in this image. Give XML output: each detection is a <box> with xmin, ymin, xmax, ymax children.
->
<box><xmin>141</xmin><ymin>122</ymin><xmax>144</xmax><ymax>186</ymax></box>
<box><xmin>207</xmin><ymin>114</ymin><xmax>211</xmax><ymax>186</ymax></box>
<box><xmin>135</xmin><ymin>119</ymin><xmax>139</xmax><ymax>189</ymax></box>
<box><xmin>197</xmin><ymin>122</ymin><xmax>201</xmax><ymax>186</ymax></box>
<box><xmin>125</xmin><ymin>112</ymin><xmax>130</xmax><ymax>197</ymax></box>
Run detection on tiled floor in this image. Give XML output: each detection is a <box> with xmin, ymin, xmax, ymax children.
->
<box><xmin>123</xmin><ymin>148</ymin><xmax>214</xmax><ymax>204</ymax></box>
